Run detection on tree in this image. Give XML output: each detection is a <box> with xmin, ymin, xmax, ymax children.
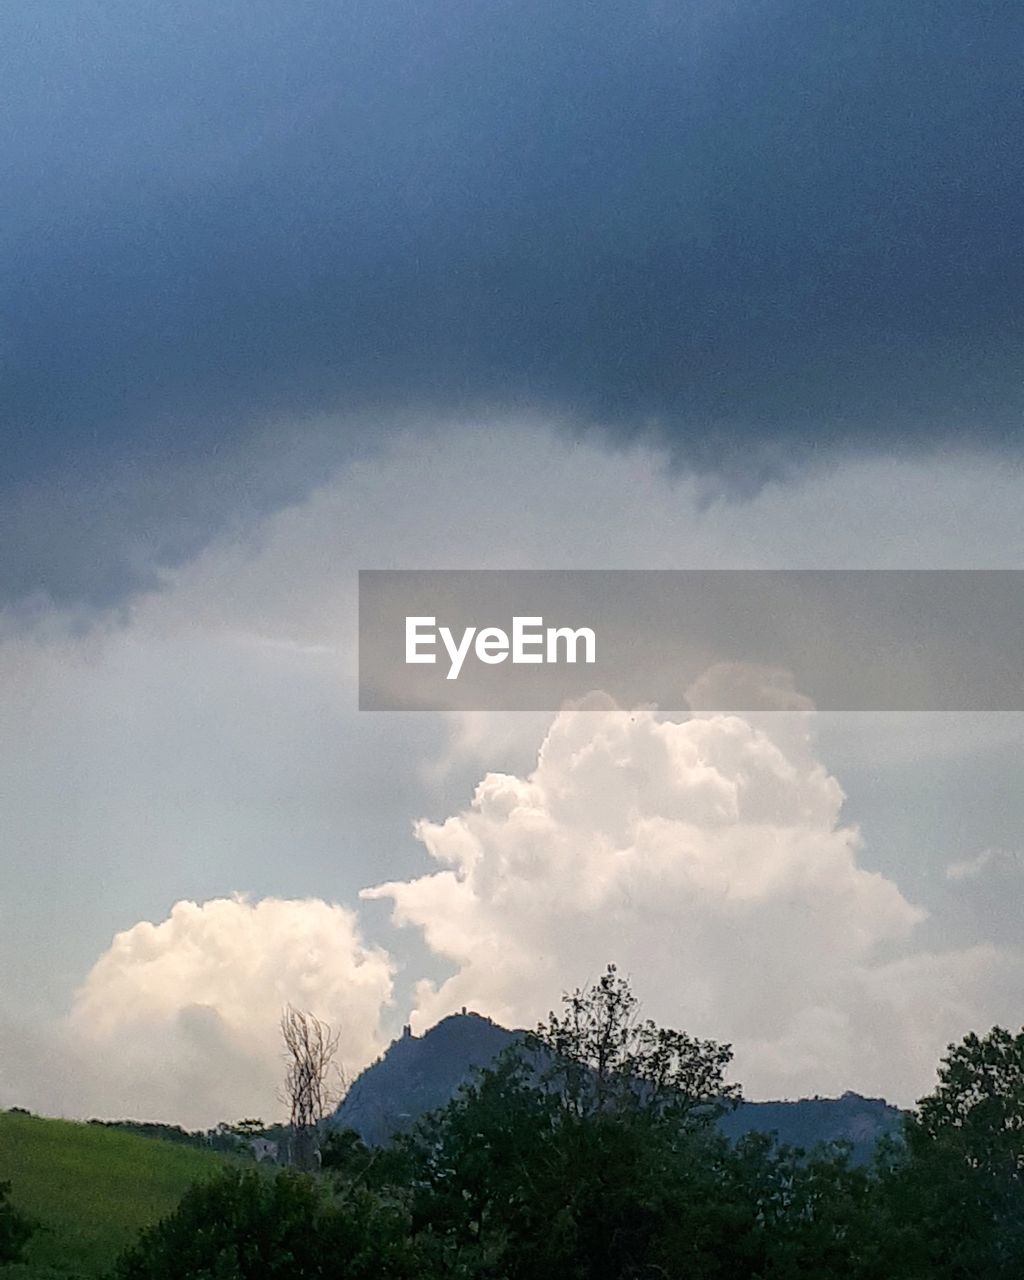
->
<box><xmin>320</xmin><ymin>1126</ymin><xmax>376</xmax><ymax>1180</ymax></box>
<box><xmin>0</xmin><ymin>1180</ymin><xmax>35</xmax><ymax>1266</ymax></box>
<box><xmin>915</xmin><ymin>1025</ymin><xmax>1024</xmax><ymax>1174</ymax></box>
<box><xmin>403</xmin><ymin>966</ymin><xmax>751</xmax><ymax>1280</ymax></box>
<box><xmin>878</xmin><ymin>1026</ymin><xmax>1024</xmax><ymax>1279</ymax></box>
<box><xmin>114</xmin><ymin>1166</ymin><xmax>424</xmax><ymax>1280</ymax></box>
<box><xmin>725</xmin><ymin>1134</ymin><xmax>886</xmax><ymax>1280</ymax></box>
<box><xmin>530</xmin><ymin>963</ymin><xmax>741</xmax><ymax>1124</ymax></box>
<box><xmin>231</xmin><ymin>1117</ymin><xmax>266</xmax><ymax>1139</ymax></box>
<box><xmin>281</xmin><ymin>1005</ymin><xmax>344</xmax><ymax>1170</ymax></box>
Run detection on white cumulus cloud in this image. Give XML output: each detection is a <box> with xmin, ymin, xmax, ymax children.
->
<box><xmin>366</xmin><ymin>699</ymin><xmax>1024</xmax><ymax>1105</ymax></box>
<box><xmin>58</xmin><ymin>896</ymin><xmax>394</xmax><ymax>1128</ymax></box>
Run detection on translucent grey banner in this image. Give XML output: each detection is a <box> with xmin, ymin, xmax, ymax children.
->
<box><xmin>358</xmin><ymin>570</ymin><xmax>1024</xmax><ymax>711</ymax></box>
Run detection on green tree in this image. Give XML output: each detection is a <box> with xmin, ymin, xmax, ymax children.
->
<box><xmin>916</xmin><ymin>1025</ymin><xmax>1024</xmax><ymax>1174</ymax></box>
<box><xmin>725</xmin><ymin>1134</ymin><xmax>886</xmax><ymax>1280</ymax></box>
<box><xmin>114</xmin><ymin>1166</ymin><xmax>424</xmax><ymax>1280</ymax></box>
<box><xmin>531</xmin><ymin>963</ymin><xmax>741</xmax><ymax>1124</ymax></box>
<box><xmin>231</xmin><ymin>1118</ymin><xmax>266</xmax><ymax>1140</ymax></box>
<box><xmin>404</xmin><ymin>966</ymin><xmax>754</xmax><ymax>1280</ymax></box>
<box><xmin>879</xmin><ymin>1025</ymin><xmax>1024</xmax><ymax>1279</ymax></box>
<box><xmin>320</xmin><ymin>1127</ymin><xmax>376</xmax><ymax>1180</ymax></box>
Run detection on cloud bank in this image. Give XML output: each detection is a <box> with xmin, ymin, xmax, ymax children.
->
<box><xmin>4</xmin><ymin>2</ymin><xmax>1024</xmax><ymax>601</ymax></box>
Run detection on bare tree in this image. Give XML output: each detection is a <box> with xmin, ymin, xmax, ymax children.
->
<box><xmin>280</xmin><ymin>1005</ymin><xmax>344</xmax><ymax>1170</ymax></box>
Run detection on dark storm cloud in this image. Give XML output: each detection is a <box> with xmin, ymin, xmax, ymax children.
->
<box><xmin>3</xmin><ymin>1</ymin><xmax>1022</xmax><ymax>600</ymax></box>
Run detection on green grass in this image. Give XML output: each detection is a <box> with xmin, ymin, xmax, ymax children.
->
<box><xmin>0</xmin><ymin>1111</ymin><xmax>230</xmax><ymax>1278</ymax></box>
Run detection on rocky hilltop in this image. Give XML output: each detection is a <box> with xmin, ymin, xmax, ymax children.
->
<box><xmin>333</xmin><ymin>1011</ymin><xmax>904</xmax><ymax>1161</ymax></box>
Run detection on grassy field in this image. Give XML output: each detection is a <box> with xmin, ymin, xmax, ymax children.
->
<box><xmin>0</xmin><ymin>1111</ymin><xmax>229</xmax><ymax>1278</ymax></box>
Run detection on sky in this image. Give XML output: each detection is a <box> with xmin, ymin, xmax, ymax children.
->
<box><xmin>2</xmin><ymin>3</ymin><xmax>1023</xmax><ymax>1127</ymax></box>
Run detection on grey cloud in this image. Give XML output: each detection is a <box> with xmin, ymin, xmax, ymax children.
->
<box><xmin>3</xmin><ymin>1</ymin><xmax>1023</xmax><ymax>601</ymax></box>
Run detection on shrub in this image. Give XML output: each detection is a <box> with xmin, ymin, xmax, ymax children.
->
<box><xmin>114</xmin><ymin>1166</ymin><xmax>423</xmax><ymax>1279</ymax></box>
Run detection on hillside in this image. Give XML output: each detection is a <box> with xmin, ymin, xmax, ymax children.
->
<box><xmin>0</xmin><ymin>1110</ymin><xmax>229</xmax><ymax>1278</ymax></box>
<box><xmin>333</xmin><ymin>1012</ymin><xmax>905</xmax><ymax>1161</ymax></box>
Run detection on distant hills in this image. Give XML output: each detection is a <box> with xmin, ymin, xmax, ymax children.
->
<box><xmin>333</xmin><ymin>1011</ymin><xmax>905</xmax><ymax>1163</ymax></box>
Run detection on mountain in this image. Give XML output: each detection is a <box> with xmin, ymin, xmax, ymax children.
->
<box><xmin>717</xmin><ymin>1092</ymin><xmax>904</xmax><ymax>1162</ymax></box>
<box><xmin>336</xmin><ymin>1011</ymin><xmax>517</xmax><ymax>1147</ymax></box>
<box><xmin>333</xmin><ymin>1012</ymin><xmax>905</xmax><ymax>1162</ymax></box>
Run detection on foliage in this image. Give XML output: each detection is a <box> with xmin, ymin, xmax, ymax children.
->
<box><xmin>0</xmin><ymin>1179</ymin><xmax>36</xmax><ymax>1265</ymax></box>
<box><xmin>725</xmin><ymin>1134</ymin><xmax>885</xmax><ymax>1279</ymax></box>
<box><xmin>876</xmin><ymin>1026</ymin><xmax>1024</xmax><ymax>1279</ymax></box>
<box><xmin>401</xmin><ymin>1057</ymin><xmax>883</xmax><ymax>1279</ymax></box>
<box><xmin>229</xmin><ymin>1119</ymin><xmax>267</xmax><ymax>1140</ymax></box>
<box><xmin>389</xmin><ymin>980</ymin><xmax>1024</xmax><ymax>1279</ymax></box>
<box><xmin>915</xmin><ymin>1025</ymin><xmax>1024</xmax><ymax>1172</ymax></box>
<box><xmin>398</xmin><ymin>967</ymin><xmax>758</xmax><ymax>1279</ymax></box>
<box><xmin>113</xmin><ymin>1166</ymin><xmax>423</xmax><ymax>1280</ymax></box>
<box><xmin>84</xmin><ymin>1118</ymin><xmax>280</xmax><ymax>1155</ymax></box>
<box><xmin>319</xmin><ymin>1128</ymin><xmax>375</xmax><ymax>1179</ymax></box>
<box><xmin>528</xmin><ymin>963</ymin><xmax>741</xmax><ymax>1124</ymax></box>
